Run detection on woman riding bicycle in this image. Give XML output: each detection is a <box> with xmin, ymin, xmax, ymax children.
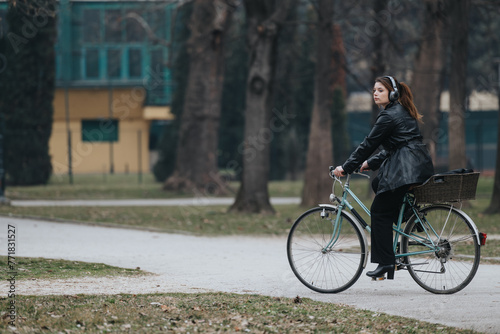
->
<box><xmin>333</xmin><ymin>76</ymin><xmax>434</xmax><ymax>279</ymax></box>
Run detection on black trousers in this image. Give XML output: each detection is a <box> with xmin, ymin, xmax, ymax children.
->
<box><xmin>370</xmin><ymin>185</ymin><xmax>410</xmax><ymax>264</ymax></box>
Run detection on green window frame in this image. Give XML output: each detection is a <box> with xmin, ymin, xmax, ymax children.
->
<box><xmin>55</xmin><ymin>1</ymin><xmax>174</xmax><ymax>105</ymax></box>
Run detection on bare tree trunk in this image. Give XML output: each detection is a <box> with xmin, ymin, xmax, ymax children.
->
<box><xmin>301</xmin><ymin>0</ymin><xmax>334</xmax><ymax>207</ymax></box>
<box><xmin>230</xmin><ymin>0</ymin><xmax>290</xmax><ymax>213</ymax></box>
<box><xmin>331</xmin><ymin>24</ymin><xmax>349</xmax><ymax>164</ymax></box>
<box><xmin>366</xmin><ymin>0</ymin><xmax>388</xmax><ymax>196</ymax></box>
<box><xmin>448</xmin><ymin>0</ymin><xmax>470</xmax><ymax>170</ymax></box>
<box><xmin>412</xmin><ymin>0</ymin><xmax>450</xmax><ymax>163</ymax></box>
<box><xmin>484</xmin><ymin>81</ymin><xmax>500</xmax><ymax>214</ymax></box>
<box><xmin>370</xmin><ymin>0</ymin><xmax>388</xmax><ymax>125</ymax></box>
<box><xmin>164</xmin><ymin>0</ymin><xmax>233</xmax><ymax>195</ymax></box>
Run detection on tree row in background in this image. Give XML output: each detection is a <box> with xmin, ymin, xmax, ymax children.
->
<box><xmin>0</xmin><ymin>0</ymin><xmax>498</xmax><ymax>214</ymax></box>
<box><xmin>154</xmin><ymin>0</ymin><xmax>500</xmax><ymax>214</ymax></box>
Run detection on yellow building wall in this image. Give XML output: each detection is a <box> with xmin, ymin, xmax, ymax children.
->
<box><xmin>50</xmin><ymin>87</ymin><xmax>150</xmax><ymax>174</ymax></box>
<box><xmin>53</xmin><ymin>87</ymin><xmax>146</xmax><ymax>121</ymax></box>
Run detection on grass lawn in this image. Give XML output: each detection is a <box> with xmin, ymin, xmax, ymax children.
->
<box><xmin>4</xmin><ymin>174</ymin><xmax>194</xmax><ymax>200</ymax></box>
<box><xmin>0</xmin><ymin>293</ymin><xmax>478</xmax><ymax>333</ymax></box>
<box><xmin>0</xmin><ymin>256</ymin><xmax>148</xmax><ymax>281</ymax></box>
<box><xmin>4</xmin><ymin>174</ymin><xmax>304</xmax><ymax>200</ymax></box>
<box><xmin>0</xmin><ymin>204</ymin><xmax>307</xmax><ymax>236</ymax></box>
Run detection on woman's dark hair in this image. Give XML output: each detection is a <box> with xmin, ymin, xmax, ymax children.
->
<box><xmin>375</xmin><ymin>76</ymin><xmax>423</xmax><ymax>123</ymax></box>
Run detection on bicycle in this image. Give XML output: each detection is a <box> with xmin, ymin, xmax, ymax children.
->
<box><xmin>287</xmin><ymin>166</ymin><xmax>487</xmax><ymax>294</ymax></box>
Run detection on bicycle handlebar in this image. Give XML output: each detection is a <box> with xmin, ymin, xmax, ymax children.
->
<box><xmin>329</xmin><ymin>166</ymin><xmax>370</xmax><ymax>179</ymax></box>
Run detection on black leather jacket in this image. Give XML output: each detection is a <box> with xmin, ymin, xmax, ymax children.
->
<box><xmin>342</xmin><ymin>102</ymin><xmax>434</xmax><ymax>194</ymax></box>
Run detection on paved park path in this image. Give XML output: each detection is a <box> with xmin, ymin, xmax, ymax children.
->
<box><xmin>0</xmin><ymin>200</ymin><xmax>499</xmax><ymax>333</ymax></box>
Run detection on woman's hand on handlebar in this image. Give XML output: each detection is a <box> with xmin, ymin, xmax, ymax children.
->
<box><xmin>333</xmin><ymin>166</ymin><xmax>345</xmax><ymax>177</ymax></box>
<box><xmin>334</xmin><ymin>161</ymin><xmax>369</xmax><ymax>177</ymax></box>
<box><xmin>360</xmin><ymin>161</ymin><xmax>370</xmax><ymax>172</ymax></box>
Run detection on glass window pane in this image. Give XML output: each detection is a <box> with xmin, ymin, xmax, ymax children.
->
<box><xmin>107</xmin><ymin>49</ymin><xmax>121</xmax><ymax>78</ymax></box>
<box><xmin>151</xmin><ymin>49</ymin><xmax>164</xmax><ymax>73</ymax></box>
<box><xmin>82</xmin><ymin>119</ymin><xmax>119</xmax><ymax>142</ymax></box>
<box><xmin>72</xmin><ymin>49</ymin><xmax>82</xmax><ymax>80</ymax></box>
<box><xmin>149</xmin><ymin>8</ymin><xmax>165</xmax><ymax>40</ymax></box>
<box><xmin>85</xmin><ymin>48</ymin><xmax>99</xmax><ymax>78</ymax></box>
<box><xmin>105</xmin><ymin>9</ymin><xmax>122</xmax><ymax>42</ymax></box>
<box><xmin>83</xmin><ymin>9</ymin><xmax>101</xmax><ymax>43</ymax></box>
<box><xmin>125</xmin><ymin>9</ymin><xmax>146</xmax><ymax>42</ymax></box>
<box><xmin>128</xmin><ymin>48</ymin><xmax>142</xmax><ymax>78</ymax></box>
<box><xmin>148</xmin><ymin>49</ymin><xmax>165</xmax><ymax>104</ymax></box>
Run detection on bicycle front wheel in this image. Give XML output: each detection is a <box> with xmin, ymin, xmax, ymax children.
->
<box><xmin>287</xmin><ymin>206</ymin><xmax>366</xmax><ymax>293</ymax></box>
<box><xmin>402</xmin><ymin>205</ymin><xmax>480</xmax><ymax>294</ymax></box>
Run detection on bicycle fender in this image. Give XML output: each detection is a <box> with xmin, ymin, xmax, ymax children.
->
<box><xmin>430</xmin><ymin>204</ymin><xmax>481</xmax><ymax>245</ymax></box>
<box><xmin>319</xmin><ymin>204</ymin><xmax>369</xmax><ymax>268</ymax></box>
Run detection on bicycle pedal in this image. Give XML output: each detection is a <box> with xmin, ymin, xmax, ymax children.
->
<box><xmin>372</xmin><ymin>276</ymin><xmax>386</xmax><ymax>281</ymax></box>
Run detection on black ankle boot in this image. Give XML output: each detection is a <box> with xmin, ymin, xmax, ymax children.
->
<box><xmin>366</xmin><ymin>264</ymin><xmax>395</xmax><ymax>280</ymax></box>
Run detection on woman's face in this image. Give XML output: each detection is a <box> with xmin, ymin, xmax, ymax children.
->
<box><xmin>373</xmin><ymin>82</ymin><xmax>390</xmax><ymax>108</ymax></box>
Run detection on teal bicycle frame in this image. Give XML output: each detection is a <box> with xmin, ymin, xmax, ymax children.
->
<box><xmin>323</xmin><ymin>173</ymin><xmax>443</xmax><ymax>261</ymax></box>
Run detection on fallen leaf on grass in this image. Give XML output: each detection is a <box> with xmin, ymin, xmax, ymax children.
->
<box><xmin>161</xmin><ymin>305</ymin><xmax>179</xmax><ymax>313</ymax></box>
<box><xmin>64</xmin><ymin>295</ymin><xmax>79</xmax><ymax>299</ymax></box>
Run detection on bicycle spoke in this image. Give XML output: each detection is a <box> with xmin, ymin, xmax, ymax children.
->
<box><xmin>287</xmin><ymin>207</ymin><xmax>366</xmax><ymax>293</ymax></box>
<box><xmin>402</xmin><ymin>205</ymin><xmax>480</xmax><ymax>294</ymax></box>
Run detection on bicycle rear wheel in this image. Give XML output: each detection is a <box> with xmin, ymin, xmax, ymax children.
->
<box><xmin>402</xmin><ymin>205</ymin><xmax>480</xmax><ymax>294</ymax></box>
<box><xmin>287</xmin><ymin>206</ymin><xmax>366</xmax><ymax>293</ymax></box>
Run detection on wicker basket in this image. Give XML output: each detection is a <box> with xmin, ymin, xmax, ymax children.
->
<box><xmin>412</xmin><ymin>172</ymin><xmax>480</xmax><ymax>204</ymax></box>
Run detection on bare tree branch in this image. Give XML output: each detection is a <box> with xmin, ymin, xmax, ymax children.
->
<box><xmin>367</xmin><ymin>8</ymin><xmax>403</xmax><ymax>54</ymax></box>
<box><xmin>124</xmin><ymin>12</ymin><xmax>170</xmax><ymax>47</ymax></box>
